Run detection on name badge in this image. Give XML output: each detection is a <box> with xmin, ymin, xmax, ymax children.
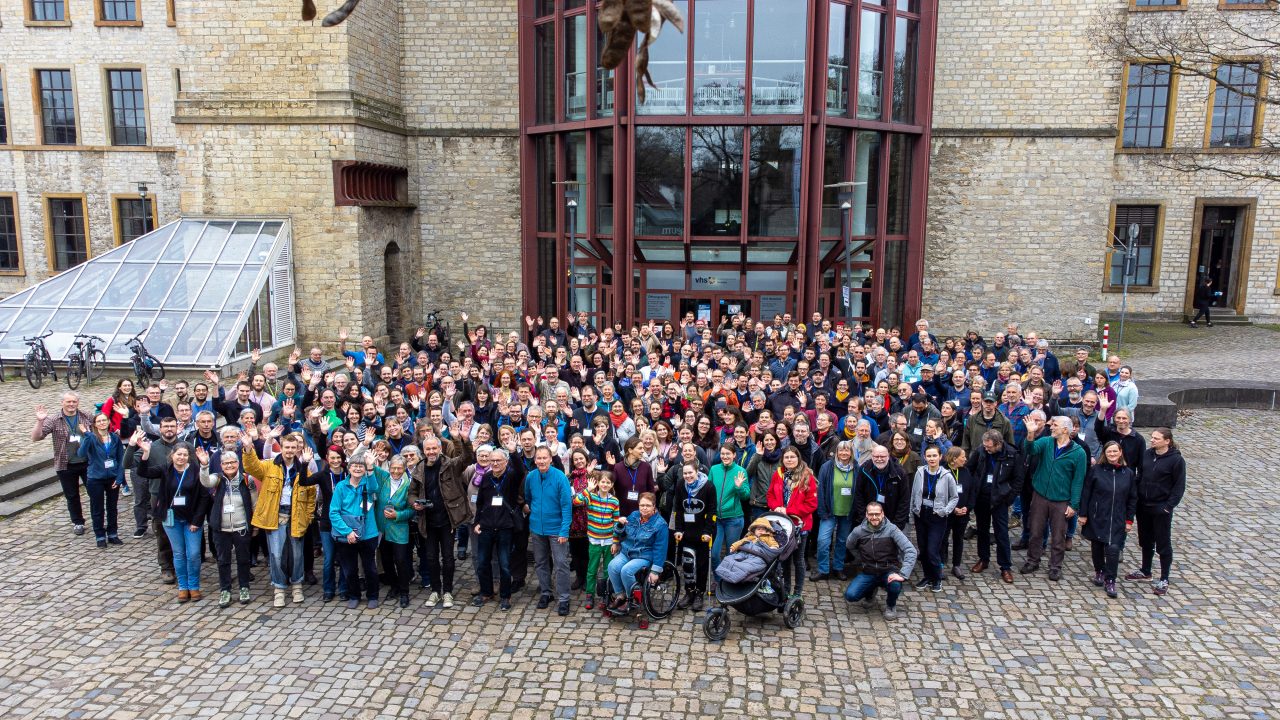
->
<box><xmin>470</xmin><ymin>495</ymin><xmax>478</xmax><ymax>504</ymax></box>
<box><xmin>840</xmin><ymin>487</ymin><xmax>852</xmax><ymax>496</ymax></box>
<box><xmin>362</xmin><ymin>501</ymin><xmax>372</xmax><ymax>512</ymax></box>
<box><xmin>103</xmin><ymin>459</ymin><xmax>115</xmax><ymax>470</ymax></box>
<box><xmin>912</xmin><ymin>428</ymin><xmax>923</xmax><ymax>436</ymax></box>
<box><xmin>922</xmin><ymin>498</ymin><xmax>934</xmax><ymax>508</ymax></box>
<box><xmin>69</xmin><ymin>435</ymin><xmax>82</xmax><ymax>443</ymax></box>
<box><xmin>986</xmin><ymin>474</ymin><xmax>994</xmax><ymax>484</ymax></box>
<box><xmin>683</xmin><ymin>512</ymin><xmax>696</xmax><ymax>523</ymax></box>
<box><xmin>173</xmin><ymin>496</ymin><xmax>187</xmax><ymax>507</ymax></box>
<box><xmin>491</xmin><ymin>496</ymin><xmax>504</xmax><ymax>507</ymax></box>
<box><xmin>956</xmin><ymin>485</ymin><xmax>964</xmax><ymax>494</ymax></box>
<box><xmin>875</xmin><ymin>493</ymin><xmax>885</xmax><ymax>504</ymax></box>
<box><xmin>628</xmin><ymin>491</ymin><xmax>639</xmax><ymax>501</ymax></box>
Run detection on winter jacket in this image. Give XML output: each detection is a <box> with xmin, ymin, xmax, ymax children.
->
<box><xmin>474</xmin><ymin>463</ymin><xmax>526</xmax><ymax>532</ymax></box>
<box><xmin>852</xmin><ymin>459</ymin><xmax>912</xmax><ymax>530</ymax></box>
<box><xmin>329</xmin><ymin>475</ymin><xmax>381</xmax><ymax>541</ymax></box>
<box><xmin>766</xmin><ymin>470</ymin><xmax>818</xmax><ymax>532</ymax></box>
<box><xmin>199</xmin><ymin>467</ymin><xmax>256</xmax><ymax>534</ymax></box>
<box><xmin>845</xmin><ymin>517</ymin><xmax>917</xmax><ymax>577</ymax></box>
<box><xmin>1079</xmin><ymin>463</ymin><xmax>1138</xmax><ymax>546</ymax></box>
<box><xmin>373</xmin><ymin>468</ymin><xmax>416</xmax><ymax>545</ymax></box>
<box><xmin>616</xmin><ymin>510</ymin><xmax>669</xmax><ymax>571</ymax></box>
<box><xmin>77</xmin><ymin>432</ymin><xmax>126</xmax><ymax>485</ymax></box>
<box><xmin>671</xmin><ymin>476</ymin><xmax>717</xmax><ymax>539</ymax></box>
<box><xmin>242</xmin><ymin>445</ymin><xmax>316</xmax><ymax>538</ymax></box>
<box><xmin>657</xmin><ymin>457</ymin><xmax>706</xmax><ymax>518</ymax></box>
<box><xmin>1138</xmin><ymin>447</ymin><xmax>1186</xmax><ymax>514</ymax></box>
<box><xmin>1022</xmin><ymin>436</ymin><xmax>1088</xmax><ymax>509</ymax></box>
<box><xmin>1094</xmin><ymin>418</ymin><xmax>1147</xmax><ymax>471</ymax></box>
<box><xmin>745</xmin><ymin>452</ymin><xmax>781</xmax><ymax>511</ymax></box>
<box><xmin>961</xmin><ymin>409</ymin><xmax>1014</xmax><ymax>453</ymax></box>
<box><xmin>949</xmin><ymin>464</ymin><xmax>978</xmax><ymax>515</ymax></box>
<box><xmin>709</xmin><ymin>462</ymin><xmax>750</xmax><ymax>520</ymax></box>
<box><xmin>910</xmin><ymin>466</ymin><xmax>959</xmax><ymax>519</ymax></box>
<box><xmin>524</xmin><ymin>466</ymin><xmax>573</xmax><ymax>538</ymax></box>
<box><xmin>815</xmin><ymin>459</ymin><xmax>857</xmax><ymax>520</ymax></box>
<box><xmin>410</xmin><ymin>436</ymin><xmax>476</xmax><ymax>533</ymax></box>
<box><xmin>139</xmin><ymin>462</ymin><xmax>209</xmax><ymax>527</ymax></box>
<box><xmin>964</xmin><ymin>443</ymin><xmax>1024</xmax><ymax>508</ymax></box>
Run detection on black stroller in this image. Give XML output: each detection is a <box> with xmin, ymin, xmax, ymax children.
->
<box><xmin>703</xmin><ymin>513</ymin><xmax>805</xmax><ymax>641</ymax></box>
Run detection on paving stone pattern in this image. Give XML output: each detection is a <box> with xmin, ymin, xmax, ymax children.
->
<box><xmin>0</xmin><ymin>407</ymin><xmax>1275</xmax><ymax>718</ymax></box>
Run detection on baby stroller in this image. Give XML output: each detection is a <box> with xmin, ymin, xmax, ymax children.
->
<box><xmin>703</xmin><ymin>513</ymin><xmax>805</xmax><ymax>641</ymax></box>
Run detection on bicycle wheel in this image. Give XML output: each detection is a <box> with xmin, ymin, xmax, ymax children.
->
<box><xmin>86</xmin><ymin>349</ymin><xmax>106</xmax><ymax>381</ymax></box>
<box><xmin>641</xmin><ymin>560</ymin><xmax>683</xmax><ymax>620</ymax></box>
<box><xmin>0</xmin><ymin>355</ymin><xmax>6</xmax><ymax>382</ymax></box>
<box><xmin>24</xmin><ymin>354</ymin><xmax>42</xmax><ymax>389</ymax></box>
<box><xmin>147</xmin><ymin>357</ymin><xmax>166</xmax><ymax>381</ymax></box>
<box><xmin>65</xmin><ymin>358</ymin><xmax>82</xmax><ymax>390</ymax></box>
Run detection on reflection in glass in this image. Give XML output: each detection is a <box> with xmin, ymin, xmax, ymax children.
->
<box><xmin>565</xmin><ymin>132</ymin><xmax>588</xmax><ymax>236</ymax></box>
<box><xmin>595</xmin><ymin>129</ymin><xmax>614</xmax><ymax>234</ymax></box>
<box><xmin>821</xmin><ymin>127</ymin><xmax>847</xmax><ymax>235</ymax></box>
<box><xmin>892</xmin><ymin>17</ymin><xmax>918</xmax><ymax>123</ymax></box>
<box><xmin>826</xmin><ymin>2</ymin><xmax>850</xmax><ymax>115</ymax></box>
<box><xmin>853</xmin><ymin>131</ymin><xmax>881</xmax><ymax>235</ymax></box>
<box><xmin>168</xmin><ymin>313</ymin><xmax>217</xmax><ymax>361</ymax></box>
<box><xmin>98</xmin><ymin>264</ymin><xmax>150</xmax><ymax>308</ymax></box>
<box><xmin>64</xmin><ymin>263</ymin><xmax>118</xmax><ymax>306</ymax></box>
<box><xmin>199</xmin><ymin>313</ymin><xmax>242</xmax><ymax>364</ymax></box>
<box><xmin>881</xmin><ymin>240</ymin><xmax>907</xmax><ymax>329</ymax></box>
<box><xmin>690</xmin><ymin>126</ymin><xmax>744</xmax><ymax>236</ymax></box>
<box><xmin>536</xmin><ymin>135</ymin><xmax>556</xmax><ymax>233</ymax></box>
<box><xmin>566</xmin><ymin>16</ymin><xmax>588</xmax><ymax>120</ymax></box>
<box><xmin>638</xmin><ymin>0</ymin><xmax>689</xmax><ymax>114</ymax></box>
<box><xmin>694</xmin><ymin>0</ymin><xmax>747</xmax><ymax>115</ymax></box>
<box><xmin>189</xmin><ymin>222</ymin><xmax>231</xmax><ymax>263</ymax></box>
<box><xmin>572</xmin><ymin>266</ymin><xmax>597</xmax><ymax>314</ymax></box>
<box><xmin>886</xmin><ymin>133</ymin><xmax>911</xmax><ymax>235</ymax></box>
<box><xmin>536</xmin><ymin>23</ymin><xmax>556</xmax><ymax>123</ymax></box>
<box><xmin>163</xmin><ymin>265</ymin><xmax>213</xmax><ymax>310</ymax></box>
<box><xmin>749</xmin><ymin>126</ymin><xmax>803</xmax><ymax>237</ymax></box>
<box><xmin>595</xmin><ymin>24</ymin><xmax>615</xmax><ymax>117</ymax></box>
<box><xmin>751</xmin><ymin>0</ymin><xmax>806</xmax><ymax>114</ymax></box>
<box><xmin>858</xmin><ymin>9</ymin><xmax>883</xmax><ymax>119</ymax></box>
<box><xmin>634</xmin><ymin>126</ymin><xmax>686</xmax><ymax>236</ymax></box>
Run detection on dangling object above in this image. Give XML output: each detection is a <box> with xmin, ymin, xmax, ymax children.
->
<box><xmin>599</xmin><ymin>0</ymin><xmax>686</xmax><ymax>104</ymax></box>
<box><xmin>301</xmin><ymin>0</ymin><xmax>362</xmax><ymax>27</ymax></box>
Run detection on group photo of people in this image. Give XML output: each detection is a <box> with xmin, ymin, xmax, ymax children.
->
<box><xmin>32</xmin><ymin>310</ymin><xmax>1186</xmax><ymax>626</ymax></box>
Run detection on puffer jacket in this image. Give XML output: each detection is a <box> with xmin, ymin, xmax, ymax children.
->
<box><xmin>1079</xmin><ymin>462</ymin><xmax>1137</xmax><ymax>546</ymax></box>
<box><xmin>715</xmin><ymin>551</ymin><xmax>768</xmax><ymax>584</ymax></box>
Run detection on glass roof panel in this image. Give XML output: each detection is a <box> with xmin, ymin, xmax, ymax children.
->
<box><xmin>167</xmin><ymin>312</ymin><xmax>218</xmax><ymax>362</ymax></box>
<box><xmin>131</xmin><ymin>266</ymin><xmax>177</xmax><ymax>310</ymax></box>
<box><xmin>124</xmin><ymin>222</ymin><xmax>177</xmax><ymax>260</ymax></box>
<box><xmin>27</xmin><ymin>267</ymin><xmax>86</xmax><ymax>307</ymax></box>
<box><xmin>219</xmin><ymin>221</ymin><xmax>262</xmax><ymax>264</ymax></box>
<box><xmin>97</xmin><ymin>264</ymin><xmax>151</xmax><ymax>309</ymax></box>
<box><xmin>147</xmin><ymin>311</ymin><xmax>188</xmax><ymax>357</ymax></box>
<box><xmin>64</xmin><ymin>263</ymin><xmax>120</xmax><ymax>307</ymax></box>
<box><xmin>0</xmin><ymin>307</ymin><xmax>19</xmax><ymax>334</ymax></box>
<box><xmin>162</xmin><ymin>264</ymin><xmax>213</xmax><ymax>310</ymax></box>
<box><xmin>41</xmin><ymin>309</ymin><xmax>93</xmax><ymax>359</ymax></box>
<box><xmin>158</xmin><ymin>221</ymin><xmax>207</xmax><ymax>262</ymax></box>
<box><xmin>7</xmin><ymin>308</ymin><xmax>55</xmax><ymax>344</ymax></box>
<box><xmin>107</xmin><ymin>312</ymin><xmax>154</xmax><ymax>358</ymax></box>
<box><xmin>190</xmin><ymin>222</ymin><xmax>233</xmax><ymax>263</ymax></box>
<box><xmin>198</xmin><ymin>312</ymin><xmax>244</xmax><ymax>364</ymax></box>
<box><xmin>636</xmin><ymin>240</ymin><xmax>686</xmax><ymax>263</ymax></box>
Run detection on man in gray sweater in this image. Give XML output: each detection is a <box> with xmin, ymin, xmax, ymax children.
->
<box><xmin>843</xmin><ymin>502</ymin><xmax>918</xmax><ymax>621</ymax></box>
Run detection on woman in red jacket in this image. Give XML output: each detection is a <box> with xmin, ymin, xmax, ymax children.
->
<box><xmin>768</xmin><ymin>446</ymin><xmax>818</xmax><ymax>598</ymax></box>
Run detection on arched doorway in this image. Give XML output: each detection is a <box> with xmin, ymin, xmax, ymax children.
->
<box><xmin>383</xmin><ymin>242</ymin><xmax>405</xmax><ymax>341</ymax></box>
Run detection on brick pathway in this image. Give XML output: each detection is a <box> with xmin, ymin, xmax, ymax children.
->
<box><xmin>0</xmin><ymin>407</ymin><xmax>1275</xmax><ymax>718</ymax></box>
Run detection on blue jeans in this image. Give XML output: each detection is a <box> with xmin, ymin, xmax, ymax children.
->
<box><xmin>474</xmin><ymin>528</ymin><xmax>513</xmax><ymax>598</ymax></box>
<box><xmin>816</xmin><ymin>515</ymin><xmax>855</xmax><ymax>573</ymax></box>
<box><xmin>319</xmin><ymin>530</ymin><xmax>348</xmax><ymax>597</ymax></box>
<box><xmin>607</xmin><ymin>554</ymin><xmax>652</xmax><ymax>596</ymax></box>
<box><xmin>163</xmin><ymin>523</ymin><xmax>204</xmax><ymax>591</ymax></box>
<box><xmin>712</xmin><ymin>516</ymin><xmax>745</xmax><ymax>566</ymax></box>
<box><xmin>266</xmin><ymin>525</ymin><xmax>305</xmax><ymax>589</ymax></box>
<box><xmin>844</xmin><ymin>572</ymin><xmax>903</xmax><ymax>609</ymax></box>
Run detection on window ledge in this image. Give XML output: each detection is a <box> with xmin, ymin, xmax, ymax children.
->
<box><xmin>1128</xmin><ymin>5</ymin><xmax>1188</xmax><ymax>12</ymax></box>
<box><xmin>1219</xmin><ymin>1</ymin><xmax>1276</xmax><ymax>10</ymax></box>
<box><xmin>1115</xmin><ymin>147</ymin><xmax>1172</xmax><ymax>154</ymax></box>
<box><xmin>1103</xmin><ymin>285</ymin><xmax>1161</xmax><ymax>294</ymax></box>
<box><xmin>94</xmin><ymin>20</ymin><xmax>143</xmax><ymax>28</ymax></box>
<box><xmin>24</xmin><ymin>20</ymin><xmax>73</xmax><ymax>27</ymax></box>
<box><xmin>0</xmin><ymin>269</ymin><xmax>27</xmax><ymax>277</ymax></box>
<box><xmin>3</xmin><ymin>144</ymin><xmax>172</xmax><ymax>152</ymax></box>
<box><xmin>1116</xmin><ymin>146</ymin><xmax>1275</xmax><ymax>155</ymax></box>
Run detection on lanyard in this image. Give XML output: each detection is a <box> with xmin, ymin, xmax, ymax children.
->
<box><xmin>174</xmin><ymin>466</ymin><xmax>189</xmax><ymax>501</ymax></box>
<box><xmin>626</xmin><ymin>464</ymin><xmax>639</xmax><ymax>489</ymax></box>
<box><xmin>924</xmin><ymin>470</ymin><xmax>939</xmax><ymax>498</ymax></box>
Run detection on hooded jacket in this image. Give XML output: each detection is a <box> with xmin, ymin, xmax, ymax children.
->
<box><xmin>852</xmin><ymin>458</ymin><xmax>911</xmax><ymax>530</ymax></box>
<box><xmin>1138</xmin><ymin>447</ymin><xmax>1186</xmax><ymax>514</ymax></box>
<box><xmin>1079</xmin><ymin>462</ymin><xmax>1138</xmax><ymax>546</ymax></box>
<box><xmin>961</xmin><ymin>409</ymin><xmax>1014</xmax><ymax>454</ymax></box>
<box><xmin>844</xmin><ymin>518</ymin><xmax>917</xmax><ymax>577</ymax></box>
<box><xmin>964</xmin><ymin>442</ymin><xmax>1024</xmax><ymax>508</ymax></box>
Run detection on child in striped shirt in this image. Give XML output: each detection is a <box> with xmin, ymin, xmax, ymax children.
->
<box><xmin>574</xmin><ymin>470</ymin><xmax>621</xmax><ymax>610</ymax></box>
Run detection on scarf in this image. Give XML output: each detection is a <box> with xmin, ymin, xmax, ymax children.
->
<box><xmin>843</xmin><ymin>421</ymin><xmax>858</xmax><ymax>440</ymax></box>
<box><xmin>762</xmin><ymin>447</ymin><xmax>782</xmax><ymax>463</ymax></box>
<box><xmin>835</xmin><ymin>458</ymin><xmax>853</xmax><ymax>473</ymax></box>
<box><xmin>609</xmin><ymin>409</ymin><xmax>629</xmax><ymax>428</ymax></box>
<box><xmin>834</xmin><ymin>389</ymin><xmax>850</xmax><ymax>405</ymax></box>
<box><xmin>685</xmin><ymin>470</ymin><xmax>709</xmax><ymax>497</ymax></box>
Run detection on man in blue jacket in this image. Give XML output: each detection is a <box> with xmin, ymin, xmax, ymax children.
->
<box><xmin>524</xmin><ymin>446</ymin><xmax>574</xmax><ymax>616</ymax></box>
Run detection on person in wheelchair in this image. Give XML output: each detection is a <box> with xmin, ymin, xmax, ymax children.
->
<box><xmin>673</xmin><ymin>463</ymin><xmax>715</xmax><ymax>611</ymax></box>
<box><xmin>607</xmin><ymin>492</ymin><xmax>669</xmax><ymax>625</ymax></box>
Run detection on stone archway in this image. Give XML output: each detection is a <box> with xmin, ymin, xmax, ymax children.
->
<box><xmin>383</xmin><ymin>242</ymin><xmax>405</xmax><ymax>341</ymax></box>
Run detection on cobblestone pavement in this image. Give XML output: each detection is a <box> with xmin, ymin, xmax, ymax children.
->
<box><xmin>1115</xmin><ymin>325</ymin><xmax>1278</xmax><ymax>383</ymax></box>
<box><xmin>0</xmin><ymin>408</ymin><xmax>1276</xmax><ymax>719</ymax></box>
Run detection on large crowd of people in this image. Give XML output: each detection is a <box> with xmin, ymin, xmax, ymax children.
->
<box><xmin>32</xmin><ymin>311</ymin><xmax>1186</xmax><ymax>622</ymax></box>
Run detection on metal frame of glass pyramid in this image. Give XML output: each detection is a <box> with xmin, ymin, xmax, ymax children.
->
<box><xmin>0</xmin><ymin>217</ymin><xmax>295</xmax><ymax>369</ymax></box>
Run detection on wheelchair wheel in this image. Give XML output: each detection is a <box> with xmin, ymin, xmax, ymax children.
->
<box><xmin>703</xmin><ymin>608</ymin><xmax>730</xmax><ymax>641</ymax></box>
<box><xmin>783</xmin><ymin>596</ymin><xmax>805</xmax><ymax>629</ymax></box>
<box><xmin>641</xmin><ymin>560</ymin><xmax>683</xmax><ymax>620</ymax></box>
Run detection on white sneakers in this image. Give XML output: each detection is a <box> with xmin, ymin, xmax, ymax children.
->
<box><xmin>292</xmin><ymin>585</ymin><xmax>304</xmax><ymax>604</ymax></box>
<box><xmin>424</xmin><ymin>592</ymin><xmax>440</xmax><ymax>607</ymax></box>
<box><xmin>273</xmin><ymin>589</ymin><xmax>285</xmax><ymax>608</ymax></box>
<box><xmin>441</xmin><ymin>593</ymin><xmax>454</xmax><ymax>609</ymax></box>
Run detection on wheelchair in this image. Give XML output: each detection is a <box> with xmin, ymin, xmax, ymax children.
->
<box><xmin>603</xmin><ymin>559</ymin><xmax>684</xmax><ymax>623</ymax></box>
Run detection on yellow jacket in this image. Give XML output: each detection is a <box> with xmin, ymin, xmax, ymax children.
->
<box><xmin>244</xmin><ymin>445</ymin><xmax>316</xmax><ymax>538</ymax></box>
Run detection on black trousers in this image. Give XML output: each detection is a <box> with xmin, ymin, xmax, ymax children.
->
<box><xmin>974</xmin><ymin>496</ymin><xmax>1013</xmax><ymax>571</ymax></box>
<box><xmin>942</xmin><ymin>513</ymin><xmax>968</xmax><ymax>567</ymax></box>
<box><xmin>57</xmin><ymin>465</ymin><xmax>88</xmax><ymax>526</ymax></box>
<box><xmin>213</xmin><ymin>530</ymin><xmax>253</xmax><ymax>591</ymax></box>
<box><xmin>379</xmin><ymin>539</ymin><xmax>413</xmax><ymax>597</ymax></box>
<box><xmin>85</xmin><ymin>479</ymin><xmax>119</xmax><ymax>540</ymax></box>
<box><xmin>510</xmin><ymin>526</ymin><xmax>530</xmax><ymax>584</ymax></box>
<box><xmin>1192</xmin><ymin>302</ymin><xmax>1212</xmax><ymax>324</ymax></box>
<box><xmin>420</xmin><ymin>524</ymin><xmax>456</xmax><ymax>594</ymax></box>
<box><xmin>569</xmin><ymin>536</ymin><xmax>589</xmax><ymax>586</ymax></box>
<box><xmin>915</xmin><ymin>512</ymin><xmax>948</xmax><ymax>583</ymax></box>
<box><xmin>1136</xmin><ymin>508</ymin><xmax>1174</xmax><ymax>581</ymax></box>
<box><xmin>337</xmin><ymin>537</ymin><xmax>379</xmax><ymax>600</ymax></box>
<box><xmin>1090</xmin><ymin>538</ymin><xmax>1125</xmax><ymax>581</ymax></box>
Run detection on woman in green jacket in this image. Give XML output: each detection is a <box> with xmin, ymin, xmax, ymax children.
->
<box><xmin>708</xmin><ymin>444</ymin><xmax>749</xmax><ymax>564</ymax></box>
<box><xmin>374</xmin><ymin>455</ymin><xmax>416</xmax><ymax>607</ymax></box>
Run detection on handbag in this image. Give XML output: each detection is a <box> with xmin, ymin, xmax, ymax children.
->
<box><xmin>332</xmin><ymin>483</ymin><xmax>368</xmax><ymax>540</ymax></box>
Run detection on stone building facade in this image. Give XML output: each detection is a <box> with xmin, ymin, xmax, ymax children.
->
<box><xmin>0</xmin><ymin>0</ymin><xmax>1275</xmax><ymax>356</ymax></box>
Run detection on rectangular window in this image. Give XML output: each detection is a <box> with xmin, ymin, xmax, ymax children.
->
<box><xmin>565</xmin><ymin>15</ymin><xmax>587</xmax><ymax>121</ymax></box>
<box><xmin>634</xmin><ymin>126</ymin><xmax>686</xmax><ymax>236</ymax></box>
<box><xmin>1121</xmin><ymin>63</ymin><xmax>1172</xmax><ymax>148</ymax></box>
<box><xmin>1110</xmin><ymin>205</ymin><xmax>1158</xmax><ymax>287</ymax></box>
<box><xmin>858</xmin><ymin>9</ymin><xmax>884</xmax><ymax>119</ymax></box>
<box><xmin>107</xmin><ymin>69</ymin><xmax>147</xmax><ymax>145</ymax></box>
<box><xmin>36</xmin><ymin>70</ymin><xmax>77</xmax><ymax>145</ymax></box>
<box><xmin>29</xmin><ymin>0</ymin><xmax>66</xmax><ymax>21</ymax></box>
<box><xmin>99</xmin><ymin>0</ymin><xmax>137</xmax><ymax>21</ymax></box>
<box><xmin>0</xmin><ymin>197</ymin><xmax>20</xmax><ymax>271</ymax></box>
<box><xmin>751</xmin><ymin>0</ymin><xmax>807</xmax><ymax>114</ymax></box>
<box><xmin>748</xmin><ymin>126</ymin><xmax>803</xmax><ymax>236</ymax></box>
<box><xmin>1208</xmin><ymin>63</ymin><xmax>1261</xmax><ymax>148</ymax></box>
<box><xmin>827</xmin><ymin>3</ymin><xmax>851</xmax><ymax>115</ymax></box>
<box><xmin>48</xmin><ymin>197</ymin><xmax>88</xmax><ymax>271</ymax></box>
<box><xmin>694</xmin><ymin>0</ymin><xmax>747</xmax><ymax>115</ymax></box>
<box><xmin>891</xmin><ymin>16</ymin><xmax>918</xmax><ymax>123</ymax></box>
<box><xmin>636</xmin><ymin>0</ymin><xmax>688</xmax><ymax>115</ymax></box>
<box><xmin>116</xmin><ymin>197</ymin><xmax>152</xmax><ymax>244</ymax></box>
<box><xmin>1132</xmin><ymin>0</ymin><xmax>1182</xmax><ymax>5</ymax></box>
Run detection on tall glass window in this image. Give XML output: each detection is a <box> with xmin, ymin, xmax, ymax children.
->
<box><xmin>634</xmin><ymin>126</ymin><xmax>686</xmax><ymax>236</ymax></box>
<box><xmin>1209</xmin><ymin>63</ymin><xmax>1260</xmax><ymax>148</ymax></box>
<box><xmin>117</xmin><ymin>198</ymin><xmax>151</xmax><ymax>244</ymax></box>
<box><xmin>853</xmin><ymin>131</ymin><xmax>880</xmax><ymax>235</ymax></box>
<box><xmin>821</xmin><ymin>128</ymin><xmax>847</xmax><ymax>236</ymax></box>
<box><xmin>49</xmin><ymin>197</ymin><xmax>88</xmax><ymax>271</ymax></box>
<box><xmin>892</xmin><ymin>17</ymin><xmax>917</xmax><ymax>123</ymax></box>
<box><xmin>594</xmin><ymin>129</ymin><xmax>614</xmax><ymax>234</ymax></box>
<box><xmin>886</xmin><ymin>133</ymin><xmax>910</xmax><ymax>235</ymax></box>
<box><xmin>826</xmin><ymin>3</ymin><xmax>851</xmax><ymax>115</ymax></box>
<box><xmin>595</xmin><ymin>24</ymin><xmax>615</xmax><ymax>117</ymax></box>
<box><xmin>694</xmin><ymin>0</ymin><xmax>748</xmax><ymax>115</ymax></box>
<box><xmin>751</xmin><ymin>0</ymin><xmax>807</xmax><ymax>114</ymax></box>
<box><xmin>638</xmin><ymin>0</ymin><xmax>689</xmax><ymax>114</ymax></box>
<box><xmin>0</xmin><ymin>197</ymin><xmax>18</xmax><ymax>271</ymax></box>
<box><xmin>37</xmin><ymin>69</ymin><xmax>77</xmax><ymax>145</ymax></box>
<box><xmin>1121</xmin><ymin>63</ymin><xmax>1172</xmax><ymax>149</ymax></box>
<box><xmin>535</xmin><ymin>135</ymin><xmax>556</xmax><ymax>232</ymax></box>
<box><xmin>749</xmin><ymin>126</ymin><xmax>803</xmax><ymax>237</ymax></box>
<box><xmin>565</xmin><ymin>15</ymin><xmax>588</xmax><ymax>121</ymax></box>
<box><xmin>690</xmin><ymin>126</ymin><xmax>744</xmax><ymax>236</ymax></box>
<box><xmin>107</xmin><ymin>69</ymin><xmax>147</xmax><ymax>146</ymax></box>
<box><xmin>535</xmin><ymin>23</ymin><xmax>556</xmax><ymax>124</ymax></box>
<box><xmin>565</xmin><ymin>132</ymin><xmax>588</xmax><ymax>235</ymax></box>
<box><xmin>858</xmin><ymin>9</ymin><xmax>884</xmax><ymax>119</ymax></box>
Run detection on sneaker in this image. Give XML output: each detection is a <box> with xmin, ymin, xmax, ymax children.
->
<box><xmin>585</xmin><ymin>595</ymin><xmax>595</xmax><ymax>611</ymax></box>
<box><xmin>1152</xmin><ymin>580</ymin><xmax>1169</xmax><ymax>596</ymax></box>
<box><xmin>121</xmin><ymin>485</ymin><xmax>133</xmax><ymax>497</ymax></box>
<box><xmin>132</xmin><ymin>528</ymin><xmax>147</xmax><ymax>539</ymax></box>
<box><xmin>219</xmin><ymin>591</ymin><xmax>232</xmax><ymax>608</ymax></box>
<box><xmin>424</xmin><ymin>592</ymin><xmax>440</xmax><ymax>608</ymax></box>
<box><xmin>1048</xmin><ymin>568</ymin><xmax>1061</xmax><ymax>581</ymax></box>
<box><xmin>1092</xmin><ymin>571</ymin><xmax>1105</xmax><ymax>587</ymax></box>
<box><xmin>367</xmin><ymin>599</ymin><xmax>379</xmax><ymax>609</ymax></box>
<box><xmin>239</xmin><ymin>587</ymin><xmax>251</xmax><ymax>604</ymax></box>
<box><xmin>73</xmin><ymin>524</ymin><xmax>85</xmax><ymax>536</ymax></box>
<box><xmin>537</xmin><ymin>594</ymin><xmax>551</xmax><ymax>609</ymax></box>
<box><xmin>1124</xmin><ymin>570</ymin><xmax>1152</xmax><ymax>581</ymax></box>
<box><xmin>951</xmin><ymin>565</ymin><xmax>966</xmax><ymax>580</ymax></box>
<box><xmin>913</xmin><ymin>578</ymin><xmax>930</xmax><ymax>590</ymax></box>
<box><xmin>1206</xmin><ymin>322</ymin><xmax>1213</xmax><ymax>327</ymax></box>
<box><xmin>399</xmin><ymin>595</ymin><xmax>410</xmax><ymax>608</ymax></box>
<box><xmin>929</xmin><ymin>581</ymin><xmax>943</xmax><ymax>593</ymax></box>
<box><xmin>472</xmin><ymin>595</ymin><xmax>489</xmax><ymax>607</ymax></box>
<box><xmin>1104</xmin><ymin>579</ymin><xmax>1118</xmax><ymax>599</ymax></box>
<box><xmin>347</xmin><ymin>598</ymin><xmax>359</xmax><ymax>609</ymax></box>
<box><xmin>557</xmin><ymin>601</ymin><xmax>570</xmax><ymax>616</ymax></box>
<box><xmin>442</xmin><ymin>592</ymin><xmax>454</xmax><ymax>609</ymax></box>
<box><xmin>107</xmin><ymin>536</ymin><xmax>123</xmax><ymax>546</ymax></box>
<box><xmin>292</xmin><ymin>585</ymin><xmax>304</xmax><ymax>604</ymax></box>
<box><xmin>97</xmin><ymin>539</ymin><xmax>108</xmax><ymax>549</ymax></box>
<box><xmin>692</xmin><ymin>595</ymin><xmax>704</xmax><ymax>612</ymax></box>
<box><xmin>882</xmin><ymin>606</ymin><xmax>899</xmax><ymax>621</ymax></box>
<box><xmin>499</xmin><ymin>599</ymin><xmax>512</xmax><ymax>611</ymax></box>
<box><xmin>861</xmin><ymin>597</ymin><xmax>875</xmax><ymax>610</ymax></box>
<box><xmin>1188</xmin><ymin>321</ymin><xmax>1196</xmax><ymax>327</ymax></box>
<box><xmin>1019</xmin><ymin>562</ymin><xmax>1039</xmax><ymax>575</ymax></box>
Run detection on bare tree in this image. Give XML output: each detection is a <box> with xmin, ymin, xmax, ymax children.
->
<box><xmin>1091</xmin><ymin>7</ymin><xmax>1279</xmax><ymax>184</ymax></box>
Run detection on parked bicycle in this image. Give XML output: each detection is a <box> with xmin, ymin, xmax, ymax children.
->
<box><xmin>125</xmin><ymin>331</ymin><xmax>165</xmax><ymax>385</ymax></box>
<box><xmin>23</xmin><ymin>332</ymin><xmax>57</xmax><ymax>389</ymax></box>
<box><xmin>424</xmin><ymin>308</ymin><xmax>451</xmax><ymax>347</ymax></box>
<box><xmin>65</xmin><ymin>334</ymin><xmax>107</xmax><ymax>390</ymax></box>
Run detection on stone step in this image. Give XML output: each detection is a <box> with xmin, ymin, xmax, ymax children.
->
<box><xmin>0</xmin><ymin>466</ymin><xmax>59</xmax><ymax>503</ymax></box>
<box><xmin>0</xmin><ymin>480</ymin><xmax>64</xmax><ymax>518</ymax></box>
<box><xmin>0</xmin><ymin>454</ymin><xmax>55</xmax><ymax>486</ymax></box>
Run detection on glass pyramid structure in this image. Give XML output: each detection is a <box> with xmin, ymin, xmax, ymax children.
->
<box><xmin>0</xmin><ymin>218</ymin><xmax>295</xmax><ymax>367</ymax></box>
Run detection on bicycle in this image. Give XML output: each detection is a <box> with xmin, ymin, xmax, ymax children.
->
<box><xmin>125</xmin><ymin>331</ymin><xmax>165</xmax><ymax>385</ymax></box>
<box><xmin>65</xmin><ymin>334</ymin><xmax>107</xmax><ymax>390</ymax></box>
<box><xmin>22</xmin><ymin>332</ymin><xmax>57</xmax><ymax>389</ymax></box>
<box><xmin>424</xmin><ymin>309</ymin><xmax>451</xmax><ymax>347</ymax></box>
